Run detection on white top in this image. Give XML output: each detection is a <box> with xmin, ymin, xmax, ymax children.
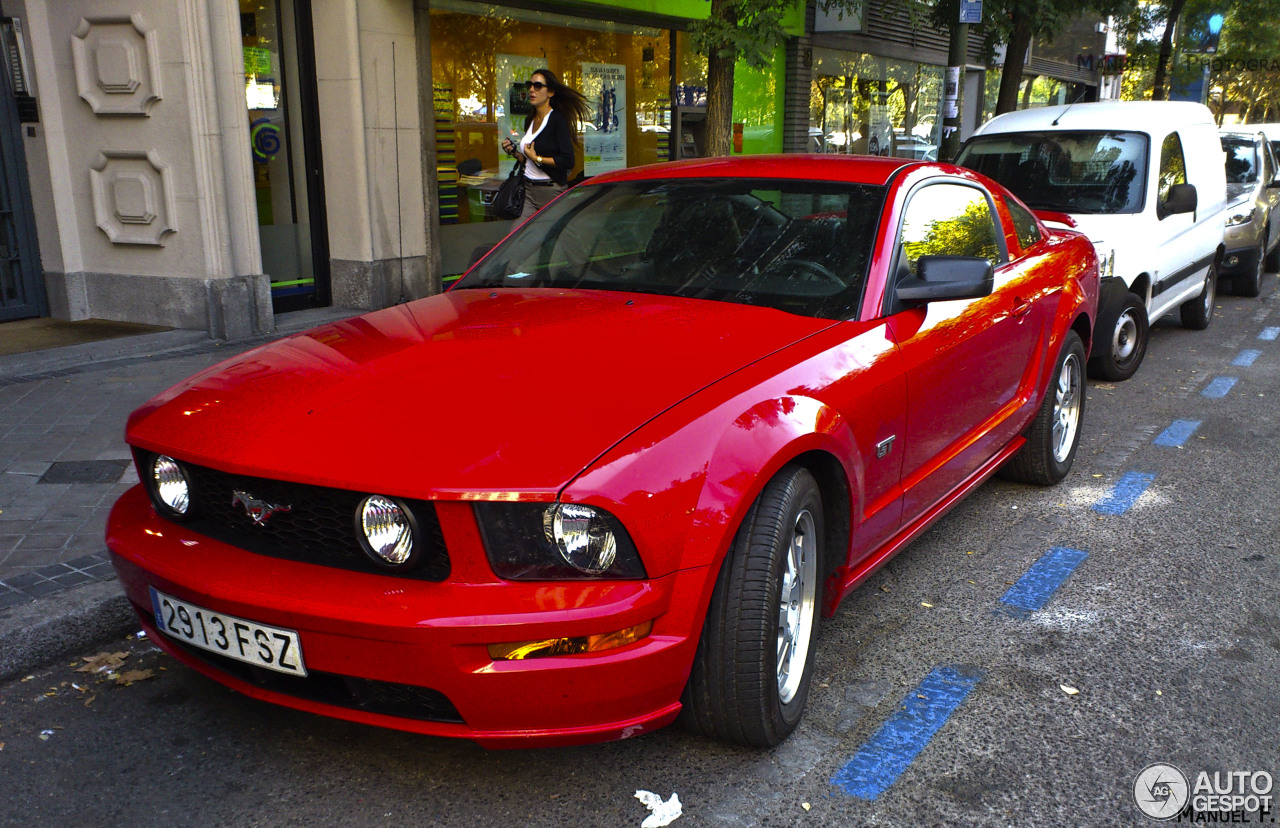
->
<box><xmin>518</xmin><ymin>115</ymin><xmax>552</xmax><ymax>181</ymax></box>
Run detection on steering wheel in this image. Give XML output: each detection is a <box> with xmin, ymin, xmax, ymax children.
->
<box><xmin>776</xmin><ymin>258</ymin><xmax>844</xmax><ymax>287</ymax></box>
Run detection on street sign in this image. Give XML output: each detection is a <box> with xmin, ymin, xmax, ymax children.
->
<box><xmin>959</xmin><ymin>0</ymin><xmax>982</xmax><ymax>24</ymax></box>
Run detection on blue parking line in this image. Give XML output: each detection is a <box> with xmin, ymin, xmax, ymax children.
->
<box><xmin>1261</xmin><ymin>327</ymin><xmax>1279</xmax><ymax>341</ymax></box>
<box><xmin>1092</xmin><ymin>471</ymin><xmax>1155</xmax><ymax>515</ymax></box>
<box><xmin>1000</xmin><ymin>547</ymin><xmax>1089</xmax><ymax>613</ymax></box>
<box><xmin>1154</xmin><ymin>419</ymin><xmax>1201</xmax><ymax>447</ymax></box>
<box><xmin>830</xmin><ymin>666</ymin><xmax>983</xmax><ymax>801</ymax></box>
<box><xmin>1232</xmin><ymin>350</ymin><xmax>1261</xmax><ymax>367</ymax></box>
<box><xmin>1202</xmin><ymin>376</ymin><xmax>1238</xmax><ymax>399</ymax></box>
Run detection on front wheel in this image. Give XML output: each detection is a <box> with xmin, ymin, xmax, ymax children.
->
<box><xmin>679</xmin><ymin>466</ymin><xmax>824</xmax><ymax>747</ymax></box>
<box><xmin>1002</xmin><ymin>331</ymin><xmax>1086</xmax><ymax>486</ymax></box>
<box><xmin>1180</xmin><ymin>261</ymin><xmax>1217</xmax><ymax>330</ymax></box>
<box><xmin>1087</xmin><ymin>292</ymin><xmax>1148</xmax><ymax>382</ymax></box>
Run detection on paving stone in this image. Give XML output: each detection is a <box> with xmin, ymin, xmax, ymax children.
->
<box><xmin>0</xmin><ymin>590</ymin><xmax>29</xmax><ymax>609</ymax></box>
<box><xmin>39</xmin><ymin>460</ymin><xmax>131</xmax><ymax>485</ymax></box>
<box><xmin>52</xmin><ymin>570</ymin><xmax>93</xmax><ymax>587</ymax></box>
<box><xmin>19</xmin><ymin>579</ymin><xmax>62</xmax><ymax>598</ymax></box>
<box><xmin>5</xmin><ymin>572</ymin><xmax>42</xmax><ymax>588</ymax></box>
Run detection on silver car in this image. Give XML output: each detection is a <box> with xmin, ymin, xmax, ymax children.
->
<box><xmin>1220</xmin><ymin>130</ymin><xmax>1280</xmax><ymax>296</ymax></box>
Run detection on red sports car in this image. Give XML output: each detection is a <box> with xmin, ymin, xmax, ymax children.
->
<box><xmin>107</xmin><ymin>156</ymin><xmax>1098</xmax><ymax>748</ymax></box>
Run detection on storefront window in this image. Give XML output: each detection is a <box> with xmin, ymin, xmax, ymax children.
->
<box><xmin>430</xmin><ymin>0</ymin><xmax>672</xmax><ymax>279</ymax></box>
<box><xmin>809</xmin><ymin>48</ymin><xmax>943</xmax><ymax>161</ymax></box>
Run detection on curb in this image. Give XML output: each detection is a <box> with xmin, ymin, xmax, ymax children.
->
<box><xmin>0</xmin><ymin>579</ymin><xmax>137</xmax><ymax>681</ymax></box>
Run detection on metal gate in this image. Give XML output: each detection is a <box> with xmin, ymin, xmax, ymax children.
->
<box><xmin>0</xmin><ymin>15</ymin><xmax>46</xmax><ymax>321</ymax></box>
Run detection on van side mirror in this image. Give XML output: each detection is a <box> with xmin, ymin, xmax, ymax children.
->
<box><xmin>1158</xmin><ymin>183</ymin><xmax>1197</xmax><ymax>219</ymax></box>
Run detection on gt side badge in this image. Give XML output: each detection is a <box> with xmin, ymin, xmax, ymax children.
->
<box><xmin>876</xmin><ymin>436</ymin><xmax>896</xmax><ymax>459</ymax></box>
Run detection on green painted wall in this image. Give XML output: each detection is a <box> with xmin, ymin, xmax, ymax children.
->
<box><xmin>544</xmin><ymin>0</ymin><xmax>805</xmax><ymax>36</ymax></box>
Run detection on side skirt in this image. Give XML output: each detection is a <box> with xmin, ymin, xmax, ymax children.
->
<box><xmin>824</xmin><ymin>436</ymin><xmax>1026</xmax><ymax>616</ymax></box>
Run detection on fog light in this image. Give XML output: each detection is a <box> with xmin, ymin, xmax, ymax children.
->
<box><xmin>356</xmin><ymin>495</ymin><xmax>416</xmax><ymax>570</ymax></box>
<box><xmin>151</xmin><ymin>455</ymin><xmax>190</xmax><ymax>516</ymax></box>
<box><xmin>487</xmin><ymin>620</ymin><xmax>654</xmax><ymax>660</ymax></box>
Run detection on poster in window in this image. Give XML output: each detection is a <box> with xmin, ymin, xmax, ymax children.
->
<box><xmin>495</xmin><ymin>54</ymin><xmax>544</xmax><ymax>145</ymax></box>
<box><xmin>582</xmin><ymin>62</ymin><xmax>627</xmax><ymax>176</ymax></box>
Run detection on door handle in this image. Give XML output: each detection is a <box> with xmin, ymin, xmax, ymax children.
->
<box><xmin>1012</xmin><ymin>297</ymin><xmax>1032</xmax><ymax>318</ymax></box>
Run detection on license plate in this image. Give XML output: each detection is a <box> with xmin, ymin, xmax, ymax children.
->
<box><xmin>149</xmin><ymin>587</ymin><xmax>307</xmax><ymax>676</ymax></box>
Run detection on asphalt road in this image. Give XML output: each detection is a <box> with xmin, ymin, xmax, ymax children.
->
<box><xmin>1</xmin><ymin>284</ymin><xmax>1277</xmax><ymax>828</ymax></box>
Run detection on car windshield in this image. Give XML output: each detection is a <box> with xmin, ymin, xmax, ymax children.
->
<box><xmin>1221</xmin><ymin>136</ymin><xmax>1259</xmax><ymax>184</ymax></box>
<box><xmin>957</xmin><ymin>131</ymin><xmax>1149</xmax><ymax>214</ymax></box>
<box><xmin>454</xmin><ymin>178</ymin><xmax>887</xmax><ymax>320</ymax></box>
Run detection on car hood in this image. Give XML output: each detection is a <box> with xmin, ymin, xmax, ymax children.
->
<box><xmin>127</xmin><ymin>289</ymin><xmax>833</xmax><ymax>498</ymax></box>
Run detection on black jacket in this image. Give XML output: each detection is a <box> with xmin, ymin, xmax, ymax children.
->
<box><xmin>522</xmin><ymin>109</ymin><xmax>575</xmax><ymax>186</ymax></box>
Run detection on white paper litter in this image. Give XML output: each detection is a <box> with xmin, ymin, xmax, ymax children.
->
<box><xmin>635</xmin><ymin>790</ymin><xmax>682</xmax><ymax>827</ymax></box>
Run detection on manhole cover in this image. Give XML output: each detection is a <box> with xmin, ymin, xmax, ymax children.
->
<box><xmin>39</xmin><ymin>459</ymin><xmax>131</xmax><ymax>484</ymax></box>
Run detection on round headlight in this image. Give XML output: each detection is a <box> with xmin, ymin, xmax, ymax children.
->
<box><xmin>357</xmin><ymin>495</ymin><xmax>416</xmax><ymax>569</ymax></box>
<box><xmin>151</xmin><ymin>455</ymin><xmax>190</xmax><ymax>516</ymax></box>
<box><xmin>542</xmin><ymin>504</ymin><xmax>618</xmax><ymax>575</ymax></box>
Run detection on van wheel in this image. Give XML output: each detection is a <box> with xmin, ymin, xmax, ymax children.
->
<box><xmin>1087</xmin><ymin>293</ymin><xmax>1148</xmax><ymax>381</ymax></box>
<box><xmin>1002</xmin><ymin>331</ymin><xmax>1085</xmax><ymax>485</ymax></box>
<box><xmin>679</xmin><ymin>466</ymin><xmax>824</xmax><ymax>747</ymax></box>
<box><xmin>1233</xmin><ymin>242</ymin><xmax>1264</xmax><ymax>297</ymax></box>
<box><xmin>1180</xmin><ymin>261</ymin><xmax>1217</xmax><ymax>330</ymax></box>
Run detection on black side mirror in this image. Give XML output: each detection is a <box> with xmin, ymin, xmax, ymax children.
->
<box><xmin>896</xmin><ymin>256</ymin><xmax>995</xmax><ymax>304</ymax></box>
<box><xmin>1159</xmin><ymin>182</ymin><xmax>1197</xmax><ymax>219</ymax></box>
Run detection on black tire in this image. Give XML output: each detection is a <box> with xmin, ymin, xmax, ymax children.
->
<box><xmin>1180</xmin><ymin>260</ymin><xmax>1217</xmax><ymax>330</ymax></box>
<box><xmin>867</xmin><ymin>136</ymin><xmax>880</xmax><ymax>156</ymax></box>
<box><xmin>1233</xmin><ymin>242</ymin><xmax>1264</xmax><ymax>297</ymax></box>
<box><xmin>1087</xmin><ymin>292</ymin><xmax>1148</xmax><ymax>382</ymax></box>
<box><xmin>1266</xmin><ymin>233</ymin><xmax>1280</xmax><ymax>272</ymax></box>
<box><xmin>1002</xmin><ymin>331</ymin><xmax>1086</xmax><ymax>485</ymax></box>
<box><xmin>679</xmin><ymin>466</ymin><xmax>824</xmax><ymax>747</ymax></box>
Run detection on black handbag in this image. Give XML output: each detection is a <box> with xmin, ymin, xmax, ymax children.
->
<box><xmin>488</xmin><ymin>159</ymin><xmax>526</xmax><ymax>220</ymax></box>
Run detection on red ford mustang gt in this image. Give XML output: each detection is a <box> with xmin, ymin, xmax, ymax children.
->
<box><xmin>107</xmin><ymin>156</ymin><xmax>1098</xmax><ymax>748</ymax></box>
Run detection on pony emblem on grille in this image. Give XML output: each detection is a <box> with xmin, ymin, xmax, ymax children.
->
<box><xmin>231</xmin><ymin>490</ymin><xmax>292</xmax><ymax>525</ymax></box>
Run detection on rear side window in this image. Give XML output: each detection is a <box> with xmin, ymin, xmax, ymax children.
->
<box><xmin>898</xmin><ymin>183</ymin><xmax>1002</xmax><ymax>275</ymax></box>
<box><xmin>1004</xmin><ymin>196</ymin><xmax>1041</xmax><ymax>251</ymax></box>
<box><xmin>1158</xmin><ymin>133</ymin><xmax>1188</xmax><ymax>201</ymax></box>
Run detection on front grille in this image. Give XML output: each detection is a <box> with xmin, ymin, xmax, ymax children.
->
<box><xmin>161</xmin><ymin>630</ymin><xmax>464</xmax><ymax>724</ymax></box>
<box><xmin>143</xmin><ymin>452</ymin><xmax>449</xmax><ymax>581</ymax></box>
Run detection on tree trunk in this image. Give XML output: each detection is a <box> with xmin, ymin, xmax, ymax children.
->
<box><xmin>703</xmin><ymin>0</ymin><xmax>737</xmax><ymax>157</ymax></box>
<box><xmin>995</xmin><ymin>14</ymin><xmax>1033</xmax><ymax>115</ymax></box>
<box><xmin>1151</xmin><ymin>0</ymin><xmax>1187</xmax><ymax>101</ymax></box>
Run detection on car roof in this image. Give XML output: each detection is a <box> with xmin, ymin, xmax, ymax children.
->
<box><xmin>974</xmin><ymin>100</ymin><xmax>1217</xmax><ymax>136</ymax></box>
<box><xmin>1233</xmin><ymin>123</ymin><xmax>1280</xmax><ymax>141</ymax></box>
<box><xmin>583</xmin><ymin>154</ymin><xmax>919</xmax><ymax>187</ymax></box>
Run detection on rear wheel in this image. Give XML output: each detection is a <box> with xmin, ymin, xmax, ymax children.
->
<box><xmin>1002</xmin><ymin>331</ymin><xmax>1086</xmax><ymax>485</ymax></box>
<box><xmin>1087</xmin><ymin>292</ymin><xmax>1147</xmax><ymax>381</ymax></box>
<box><xmin>1180</xmin><ymin>261</ymin><xmax>1217</xmax><ymax>329</ymax></box>
<box><xmin>1233</xmin><ymin>242</ymin><xmax>1264</xmax><ymax>297</ymax></box>
<box><xmin>679</xmin><ymin>466</ymin><xmax>824</xmax><ymax>747</ymax></box>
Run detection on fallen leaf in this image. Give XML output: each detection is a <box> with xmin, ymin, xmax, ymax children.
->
<box><xmin>1092</xmin><ymin>474</ymin><xmax>1103</xmax><ymax>478</ymax></box>
<box><xmin>76</xmin><ymin>652</ymin><xmax>129</xmax><ymax>674</ymax></box>
<box><xmin>1060</xmin><ymin>684</ymin><xmax>1080</xmax><ymax>696</ymax></box>
<box><xmin>113</xmin><ymin>669</ymin><xmax>155</xmax><ymax>687</ymax></box>
<box><xmin>802</xmin><ymin>802</ymin><xmax>811</xmax><ymax>812</ymax></box>
<box><xmin>1156</xmin><ymin>690</ymin><xmax>1163</xmax><ymax>696</ymax></box>
<box><xmin>921</xmin><ymin>602</ymin><xmax>933</xmax><ymax>608</ymax></box>
<box><xmin>84</xmin><ymin>694</ymin><xmax>96</xmax><ymax>708</ymax></box>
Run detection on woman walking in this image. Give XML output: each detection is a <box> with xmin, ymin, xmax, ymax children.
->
<box><xmin>501</xmin><ymin>69</ymin><xmax>589</xmax><ymax>219</ymax></box>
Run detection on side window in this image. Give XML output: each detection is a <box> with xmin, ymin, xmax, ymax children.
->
<box><xmin>1158</xmin><ymin>132</ymin><xmax>1188</xmax><ymax>202</ymax></box>
<box><xmin>898</xmin><ymin>183</ymin><xmax>1002</xmax><ymax>276</ymax></box>
<box><xmin>1005</xmin><ymin>195</ymin><xmax>1041</xmax><ymax>251</ymax></box>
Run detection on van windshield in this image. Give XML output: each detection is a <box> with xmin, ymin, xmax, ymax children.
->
<box><xmin>957</xmin><ymin>131</ymin><xmax>1149</xmax><ymax>214</ymax></box>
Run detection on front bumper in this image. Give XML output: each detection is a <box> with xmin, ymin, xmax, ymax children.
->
<box><xmin>106</xmin><ymin>485</ymin><xmax>706</xmax><ymax>748</ymax></box>
<box><xmin>1221</xmin><ymin>242</ymin><xmax>1261</xmax><ymax>277</ymax></box>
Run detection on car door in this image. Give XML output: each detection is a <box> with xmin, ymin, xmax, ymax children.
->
<box><xmin>885</xmin><ymin>180</ymin><xmax>1043</xmax><ymax>523</ymax></box>
<box><xmin>1148</xmin><ymin>130</ymin><xmax>1205</xmax><ymax>320</ymax></box>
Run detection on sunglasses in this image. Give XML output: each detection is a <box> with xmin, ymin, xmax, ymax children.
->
<box><xmin>524</xmin><ymin>81</ymin><xmax>547</xmax><ymax>91</ymax></box>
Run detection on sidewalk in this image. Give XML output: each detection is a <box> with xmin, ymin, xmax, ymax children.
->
<box><xmin>0</xmin><ymin>307</ymin><xmax>361</xmax><ymax>679</ymax></box>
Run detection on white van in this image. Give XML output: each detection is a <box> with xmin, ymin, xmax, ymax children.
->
<box><xmin>956</xmin><ymin>101</ymin><xmax>1227</xmax><ymax>380</ymax></box>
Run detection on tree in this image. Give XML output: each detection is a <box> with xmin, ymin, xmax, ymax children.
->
<box><xmin>1149</xmin><ymin>0</ymin><xmax>1189</xmax><ymax>99</ymax></box>
<box><xmin>690</xmin><ymin>0</ymin><xmax>863</xmax><ymax>157</ymax></box>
